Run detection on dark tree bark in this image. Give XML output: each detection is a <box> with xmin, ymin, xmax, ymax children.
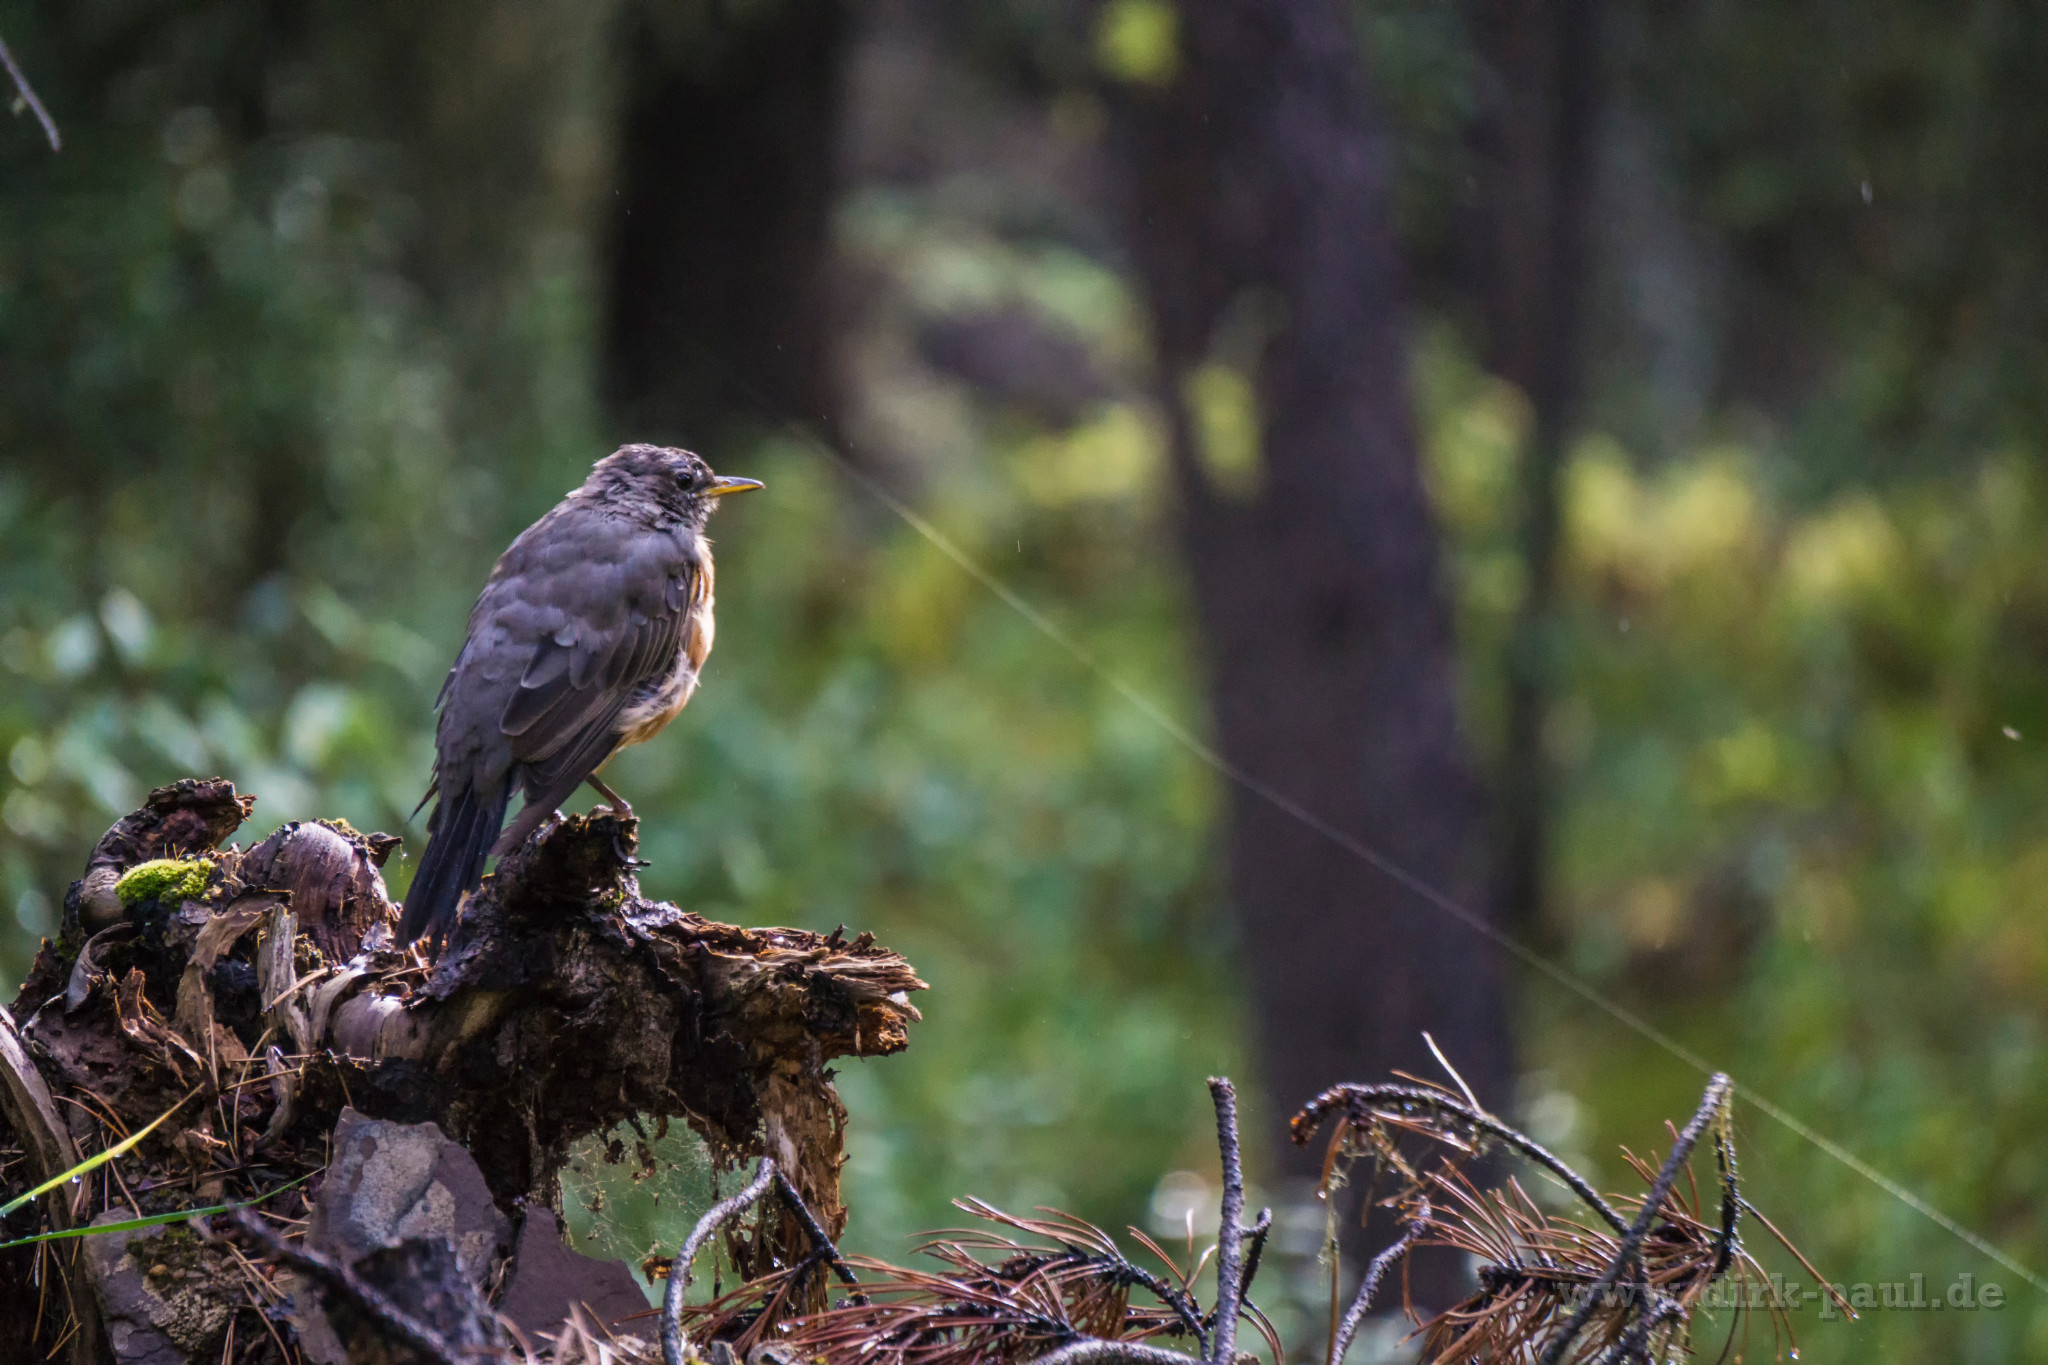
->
<box><xmin>1105</xmin><ymin>0</ymin><xmax>1512</xmax><ymax>1308</ymax></box>
<box><xmin>602</xmin><ymin>0</ymin><xmax>849</xmax><ymax>448</ymax></box>
<box><xmin>1469</xmin><ymin>0</ymin><xmax>1603</xmax><ymax>935</ymax></box>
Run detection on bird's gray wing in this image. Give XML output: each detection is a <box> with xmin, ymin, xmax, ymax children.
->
<box><xmin>485</xmin><ymin>510</ymin><xmax>697</xmax><ymax>805</ymax></box>
<box><xmin>500</xmin><ymin>609</ymin><xmax>681</xmax><ymax>777</ymax></box>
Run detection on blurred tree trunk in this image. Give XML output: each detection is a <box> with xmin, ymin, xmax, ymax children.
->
<box><xmin>601</xmin><ymin>0</ymin><xmax>848</xmax><ymax>449</ymax></box>
<box><xmin>1107</xmin><ymin>0</ymin><xmax>1511</xmax><ymax>1308</ymax></box>
<box><xmin>1470</xmin><ymin>0</ymin><xmax>1602</xmax><ymax>935</ymax></box>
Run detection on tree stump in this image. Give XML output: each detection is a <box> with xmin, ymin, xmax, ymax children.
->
<box><xmin>0</xmin><ymin>779</ymin><xmax>925</xmax><ymax>1362</ymax></box>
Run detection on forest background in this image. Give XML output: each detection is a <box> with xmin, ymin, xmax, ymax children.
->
<box><xmin>2</xmin><ymin>1</ymin><xmax>2044</xmax><ymax>1360</ymax></box>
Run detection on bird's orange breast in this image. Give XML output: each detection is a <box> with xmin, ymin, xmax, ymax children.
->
<box><xmin>616</xmin><ymin>558</ymin><xmax>715</xmax><ymax>749</ymax></box>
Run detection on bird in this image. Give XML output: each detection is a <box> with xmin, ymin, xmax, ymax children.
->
<box><xmin>397</xmin><ymin>444</ymin><xmax>762</xmax><ymax>950</ymax></box>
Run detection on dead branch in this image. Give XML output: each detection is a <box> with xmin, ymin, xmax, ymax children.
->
<box><xmin>1327</xmin><ymin>1197</ymin><xmax>1425</xmax><ymax>1365</ymax></box>
<box><xmin>18</xmin><ymin>779</ymin><xmax>922</xmax><ymax>1208</ymax></box>
<box><xmin>661</xmin><ymin>1159</ymin><xmax>779</xmax><ymax>1365</ymax></box>
<box><xmin>1202</xmin><ymin>1079</ymin><xmax>1244</xmax><ymax>1365</ymax></box>
<box><xmin>1531</xmin><ymin>1074</ymin><xmax>1732</xmax><ymax>1365</ymax></box>
<box><xmin>1292</xmin><ymin>1080</ymin><xmax>1629</xmax><ymax>1234</ymax></box>
<box><xmin>658</xmin><ymin>1064</ymin><xmax>1803</xmax><ymax>1365</ymax></box>
<box><xmin>1294</xmin><ymin>1070</ymin><xmax>1804</xmax><ymax>1365</ymax></box>
<box><xmin>775</xmin><ymin>1167</ymin><xmax>867</xmax><ymax>1303</ymax></box>
<box><xmin>1232</xmin><ymin>1207</ymin><xmax>1270</xmax><ymax>1310</ymax></box>
<box><xmin>221</xmin><ymin>1208</ymin><xmax>463</xmax><ymax>1365</ymax></box>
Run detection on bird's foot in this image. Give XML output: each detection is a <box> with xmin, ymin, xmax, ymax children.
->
<box><xmin>585</xmin><ymin>775</ymin><xmax>634</xmax><ymax>820</ymax></box>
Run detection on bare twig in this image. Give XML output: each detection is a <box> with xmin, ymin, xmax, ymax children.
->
<box><xmin>1293</xmin><ymin>1082</ymin><xmax>1629</xmax><ymax>1234</ymax></box>
<box><xmin>1205</xmin><ymin>1078</ymin><xmax>1244</xmax><ymax>1365</ymax></box>
<box><xmin>1112</xmin><ymin>1245</ymin><xmax>1214</xmax><ymax>1344</ymax></box>
<box><xmin>1010</xmin><ymin>1225</ymin><xmax>1208</xmax><ymax>1351</ymax></box>
<box><xmin>774</xmin><ymin>1169</ymin><xmax>867</xmax><ymax>1304</ymax></box>
<box><xmin>1711</xmin><ymin>1125</ymin><xmax>1739</xmax><ymax>1280</ymax></box>
<box><xmin>1032</xmin><ymin>1339</ymin><xmax>1204</xmax><ymax>1365</ymax></box>
<box><xmin>1534</xmin><ymin>1074</ymin><xmax>1732</xmax><ymax>1365</ymax></box>
<box><xmin>0</xmin><ymin>31</ymin><xmax>60</xmax><ymax>152</ymax></box>
<box><xmin>1235</xmin><ymin>1207</ymin><xmax>1271</xmax><ymax>1305</ymax></box>
<box><xmin>662</xmin><ymin>1159</ymin><xmax>778</xmax><ymax>1365</ymax></box>
<box><xmin>1327</xmin><ymin>1197</ymin><xmax>1426</xmax><ymax>1365</ymax></box>
<box><xmin>1593</xmin><ymin>1294</ymin><xmax>1682</xmax><ymax>1365</ymax></box>
<box><xmin>640</xmin><ymin>1069</ymin><xmax>1784</xmax><ymax>1365</ymax></box>
<box><xmin>220</xmin><ymin>1209</ymin><xmax>460</xmax><ymax>1365</ymax></box>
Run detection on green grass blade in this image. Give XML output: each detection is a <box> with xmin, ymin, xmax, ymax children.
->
<box><xmin>0</xmin><ymin>1204</ymin><xmax>234</xmax><ymax>1250</ymax></box>
<box><xmin>0</xmin><ymin>1088</ymin><xmax>196</xmax><ymax>1220</ymax></box>
<box><xmin>0</xmin><ymin>1172</ymin><xmax>313</xmax><ymax>1252</ymax></box>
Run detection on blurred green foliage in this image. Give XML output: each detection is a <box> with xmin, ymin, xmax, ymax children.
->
<box><xmin>4</xmin><ymin>2</ymin><xmax>2048</xmax><ymax>1361</ymax></box>
<box><xmin>1422</xmin><ymin>333</ymin><xmax>2048</xmax><ymax>1359</ymax></box>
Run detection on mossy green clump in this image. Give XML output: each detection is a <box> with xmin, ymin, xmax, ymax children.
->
<box><xmin>114</xmin><ymin>858</ymin><xmax>216</xmax><ymax>906</ymax></box>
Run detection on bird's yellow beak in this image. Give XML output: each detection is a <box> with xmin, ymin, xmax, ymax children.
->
<box><xmin>706</xmin><ymin>476</ymin><xmax>764</xmax><ymax>498</ymax></box>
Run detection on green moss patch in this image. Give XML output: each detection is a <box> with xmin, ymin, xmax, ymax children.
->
<box><xmin>114</xmin><ymin>858</ymin><xmax>215</xmax><ymax>906</ymax></box>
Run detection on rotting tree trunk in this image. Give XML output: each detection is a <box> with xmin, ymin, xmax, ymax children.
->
<box><xmin>1105</xmin><ymin>0</ymin><xmax>1513</xmax><ymax>1309</ymax></box>
<box><xmin>0</xmin><ymin>779</ymin><xmax>923</xmax><ymax>1362</ymax></box>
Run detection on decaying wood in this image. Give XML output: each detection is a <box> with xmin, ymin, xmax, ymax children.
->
<box><xmin>0</xmin><ymin>778</ymin><xmax>926</xmax><ymax>1362</ymax></box>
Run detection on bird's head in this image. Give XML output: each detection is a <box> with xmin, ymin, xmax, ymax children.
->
<box><xmin>590</xmin><ymin>444</ymin><xmax>763</xmax><ymax>525</ymax></box>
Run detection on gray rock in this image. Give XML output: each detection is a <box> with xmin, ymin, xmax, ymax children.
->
<box><xmin>82</xmin><ymin>1207</ymin><xmax>234</xmax><ymax>1362</ymax></box>
<box><xmin>308</xmin><ymin>1107</ymin><xmax>511</xmax><ymax>1285</ymax></box>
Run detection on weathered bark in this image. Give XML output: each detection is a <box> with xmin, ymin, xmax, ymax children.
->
<box><xmin>0</xmin><ymin>779</ymin><xmax>923</xmax><ymax>1361</ymax></box>
<box><xmin>1105</xmin><ymin>0</ymin><xmax>1513</xmax><ymax>1307</ymax></box>
<box><xmin>601</xmin><ymin>0</ymin><xmax>850</xmax><ymax>447</ymax></box>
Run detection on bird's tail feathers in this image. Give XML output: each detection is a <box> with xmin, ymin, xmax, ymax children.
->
<box><xmin>398</xmin><ymin>783</ymin><xmax>510</xmax><ymax>949</ymax></box>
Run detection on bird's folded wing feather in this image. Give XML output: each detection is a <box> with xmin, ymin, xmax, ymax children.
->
<box><xmin>486</xmin><ymin>515</ymin><xmax>695</xmax><ymax>795</ymax></box>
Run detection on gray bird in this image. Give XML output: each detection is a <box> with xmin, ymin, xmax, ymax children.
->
<box><xmin>398</xmin><ymin>444</ymin><xmax>761</xmax><ymax>949</ymax></box>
